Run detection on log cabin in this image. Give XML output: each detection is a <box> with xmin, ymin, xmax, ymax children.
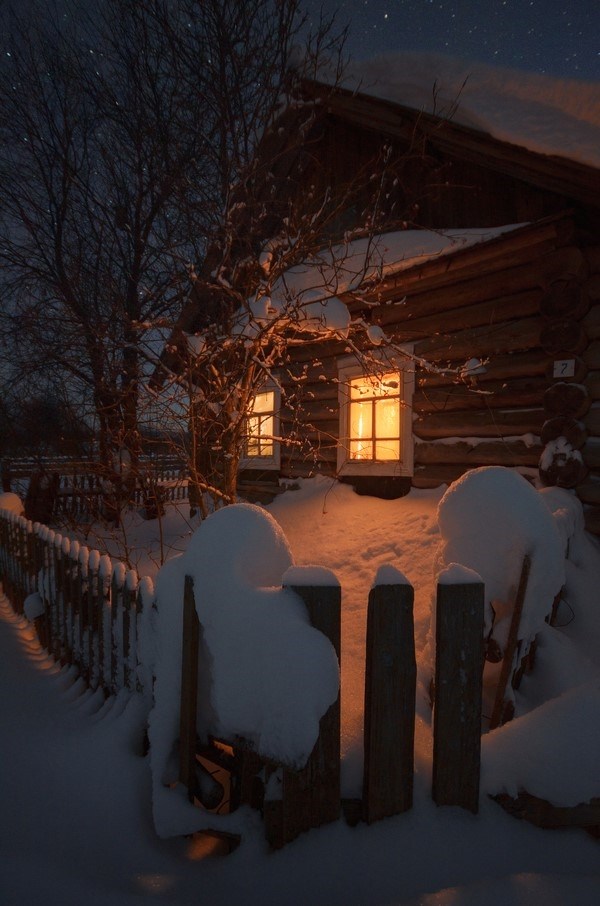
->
<box><xmin>173</xmin><ymin>75</ymin><xmax>600</xmax><ymax>532</ymax></box>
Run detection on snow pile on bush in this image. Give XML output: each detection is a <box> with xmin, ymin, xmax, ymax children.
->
<box><xmin>436</xmin><ymin>467</ymin><xmax>565</xmax><ymax>647</ymax></box>
<box><xmin>144</xmin><ymin>503</ymin><xmax>339</xmax><ymax>837</ymax></box>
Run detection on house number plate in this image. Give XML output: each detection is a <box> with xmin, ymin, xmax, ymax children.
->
<box><xmin>553</xmin><ymin>359</ymin><xmax>576</xmax><ymax>378</ymax></box>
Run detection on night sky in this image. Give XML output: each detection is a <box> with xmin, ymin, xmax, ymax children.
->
<box><xmin>305</xmin><ymin>0</ymin><xmax>599</xmax><ymax>80</ymax></box>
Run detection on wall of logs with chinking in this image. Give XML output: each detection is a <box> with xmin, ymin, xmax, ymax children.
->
<box><xmin>279</xmin><ymin>216</ymin><xmax>600</xmax><ymax>535</ymax></box>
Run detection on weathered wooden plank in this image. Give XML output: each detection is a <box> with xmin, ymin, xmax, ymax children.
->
<box><xmin>432</xmin><ymin>579</ymin><xmax>485</xmax><ymax>813</ymax></box>
<box><xmin>278</xmin><ymin>582</ymin><xmax>341</xmax><ymax>843</ymax></box>
<box><xmin>413</xmin><ymin>408</ymin><xmax>545</xmax><ymax>440</ymax></box>
<box><xmin>363</xmin><ymin>581</ymin><xmax>416</xmax><ymax>823</ymax></box>
<box><xmin>489</xmin><ymin>555</ymin><xmax>531</xmax><ymax>730</ymax></box>
<box><xmin>179</xmin><ymin>575</ymin><xmax>200</xmax><ymax>801</ymax></box>
<box><xmin>414</xmin><ymin>439</ymin><xmax>542</xmax><ymax>467</ymax></box>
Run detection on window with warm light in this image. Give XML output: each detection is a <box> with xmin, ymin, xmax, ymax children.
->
<box><xmin>242</xmin><ymin>388</ymin><xmax>280</xmax><ymax>469</ymax></box>
<box><xmin>338</xmin><ymin>353</ymin><xmax>414</xmax><ymax>476</ymax></box>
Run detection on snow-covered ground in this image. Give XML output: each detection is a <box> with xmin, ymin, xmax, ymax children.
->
<box><xmin>1</xmin><ymin>472</ymin><xmax>600</xmax><ymax>905</ymax></box>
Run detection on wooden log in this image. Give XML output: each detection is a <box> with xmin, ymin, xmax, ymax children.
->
<box><xmin>583</xmin><ymin>505</ymin><xmax>600</xmax><ymax>535</ymax></box>
<box><xmin>414</xmin><ymin>316</ymin><xmax>541</xmax><ymax>362</ymax></box>
<box><xmin>489</xmin><ymin>555</ymin><xmax>531</xmax><ymax>730</ymax></box>
<box><xmin>583</xmin><ymin>339</ymin><xmax>600</xmax><ymax>371</ymax></box>
<box><xmin>539</xmin><ymin>279</ymin><xmax>589</xmax><ymax>320</ymax></box>
<box><xmin>584</xmin><ymin>370</ymin><xmax>600</xmax><ymax>400</ymax></box>
<box><xmin>414</xmin><ymin>377</ymin><xmax>547</xmax><ymax>415</ymax></box>
<box><xmin>582</xmin><ymin>303</ymin><xmax>600</xmax><ymax>340</ymax></box>
<box><xmin>372</xmin><ymin>236</ymin><xmax>577</xmax><ymax>318</ymax></box>
<box><xmin>414</xmin><ymin>439</ymin><xmax>542</xmax><ymax>467</ymax></box>
<box><xmin>493</xmin><ymin>791</ymin><xmax>600</xmax><ymax>832</ymax></box>
<box><xmin>432</xmin><ymin>578</ymin><xmax>485</xmax><ymax>813</ymax></box>
<box><xmin>575</xmin><ymin>476</ymin><xmax>600</xmax><ymax>505</ymax></box>
<box><xmin>585</xmin><ymin>406</ymin><xmax>600</xmax><ymax>437</ymax></box>
<box><xmin>540</xmin><ymin>416</ymin><xmax>586</xmax><ymax>448</ymax></box>
<box><xmin>583</xmin><ymin>246</ymin><xmax>600</xmax><ymax>276</ymax></box>
<box><xmin>539</xmin><ymin>443</ymin><xmax>588</xmax><ymax>489</ymax></box>
<box><xmin>179</xmin><ymin>575</ymin><xmax>200</xmax><ymax>802</ymax></box>
<box><xmin>363</xmin><ymin>581</ymin><xmax>416</xmax><ymax>823</ymax></box>
<box><xmin>381</xmin><ymin>288</ymin><xmax>542</xmax><ymax>343</ymax></box>
<box><xmin>418</xmin><ymin>350</ymin><xmax>551</xmax><ymax>390</ymax></box>
<box><xmin>543</xmin><ymin>381</ymin><xmax>589</xmax><ymax>418</ymax></box>
<box><xmin>539</xmin><ymin>318</ymin><xmax>587</xmax><ymax>356</ymax></box>
<box><xmin>581</xmin><ymin>438</ymin><xmax>600</xmax><ymax>468</ymax></box>
<box><xmin>412</xmin><ymin>464</ymin><xmax>475</xmax><ymax>489</ymax></box>
<box><xmin>584</xmin><ymin>274</ymin><xmax>600</xmax><ymax>301</ymax></box>
<box><xmin>413</xmin><ymin>408</ymin><xmax>545</xmax><ymax>440</ymax></box>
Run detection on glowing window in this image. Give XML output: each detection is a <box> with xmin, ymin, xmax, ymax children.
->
<box><xmin>337</xmin><ymin>352</ymin><xmax>414</xmax><ymax>478</ymax></box>
<box><xmin>348</xmin><ymin>373</ymin><xmax>401</xmax><ymax>462</ymax></box>
<box><xmin>245</xmin><ymin>390</ymin><xmax>276</xmax><ymax>459</ymax></box>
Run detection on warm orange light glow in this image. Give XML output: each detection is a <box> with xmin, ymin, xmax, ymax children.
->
<box><xmin>246</xmin><ymin>390</ymin><xmax>275</xmax><ymax>458</ymax></box>
<box><xmin>349</xmin><ymin>372</ymin><xmax>401</xmax><ymax>461</ymax></box>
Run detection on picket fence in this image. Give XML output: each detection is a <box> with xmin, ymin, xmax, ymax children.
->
<box><xmin>1</xmin><ymin>506</ymin><xmax>556</xmax><ymax>850</ymax></box>
<box><xmin>0</xmin><ymin>509</ymin><xmax>151</xmax><ymax>694</ymax></box>
<box><xmin>2</xmin><ymin>455</ymin><xmax>189</xmax><ymax>520</ymax></box>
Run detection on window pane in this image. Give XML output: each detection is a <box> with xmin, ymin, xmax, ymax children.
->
<box><xmin>350</xmin><ymin>400</ymin><xmax>372</xmax><ymax>442</ymax></box>
<box><xmin>375</xmin><ymin>397</ymin><xmax>400</xmax><ymax>438</ymax></box>
<box><xmin>350</xmin><ymin>439</ymin><xmax>373</xmax><ymax>459</ymax></box>
<box><xmin>251</xmin><ymin>390</ymin><xmax>275</xmax><ymax>414</ymax></box>
<box><xmin>350</xmin><ymin>372</ymin><xmax>398</xmax><ymax>400</ymax></box>
<box><xmin>374</xmin><ymin>439</ymin><xmax>400</xmax><ymax>460</ymax></box>
<box><xmin>259</xmin><ymin>415</ymin><xmax>274</xmax><ymax>456</ymax></box>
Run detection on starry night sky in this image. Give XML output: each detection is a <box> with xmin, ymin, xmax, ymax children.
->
<box><xmin>305</xmin><ymin>0</ymin><xmax>599</xmax><ymax>80</ymax></box>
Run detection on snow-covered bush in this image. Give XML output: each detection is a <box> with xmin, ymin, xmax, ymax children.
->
<box><xmin>436</xmin><ymin>467</ymin><xmax>565</xmax><ymax>649</ymax></box>
<box><xmin>145</xmin><ymin>502</ymin><xmax>339</xmax><ymax>837</ymax></box>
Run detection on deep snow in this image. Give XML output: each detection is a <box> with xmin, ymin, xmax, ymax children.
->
<box><xmin>1</xmin><ymin>474</ymin><xmax>600</xmax><ymax>905</ymax></box>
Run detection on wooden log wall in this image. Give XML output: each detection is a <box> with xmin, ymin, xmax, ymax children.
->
<box><xmin>278</xmin><ymin>221</ymin><xmax>600</xmax><ymax>533</ymax></box>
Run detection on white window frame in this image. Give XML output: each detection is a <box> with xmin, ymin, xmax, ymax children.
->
<box><xmin>337</xmin><ymin>348</ymin><xmax>414</xmax><ymax>477</ymax></box>
<box><xmin>239</xmin><ymin>383</ymin><xmax>281</xmax><ymax>471</ymax></box>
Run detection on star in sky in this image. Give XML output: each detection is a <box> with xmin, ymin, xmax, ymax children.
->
<box><xmin>305</xmin><ymin>0</ymin><xmax>599</xmax><ymax>80</ymax></box>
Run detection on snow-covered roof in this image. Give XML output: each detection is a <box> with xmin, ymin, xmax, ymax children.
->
<box><xmin>341</xmin><ymin>52</ymin><xmax>600</xmax><ymax>170</ymax></box>
<box><xmin>268</xmin><ymin>223</ymin><xmax>527</xmax><ymax>308</ymax></box>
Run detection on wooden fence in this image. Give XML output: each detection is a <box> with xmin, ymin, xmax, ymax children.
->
<box><xmin>178</xmin><ymin>571</ymin><xmax>488</xmax><ymax>850</ymax></box>
<box><xmin>0</xmin><ymin>508</ymin><xmax>152</xmax><ymax>695</ymax></box>
<box><xmin>0</xmin><ymin>505</ymin><xmax>548</xmax><ymax>848</ymax></box>
<box><xmin>1</xmin><ymin>455</ymin><xmax>189</xmax><ymax>521</ymax></box>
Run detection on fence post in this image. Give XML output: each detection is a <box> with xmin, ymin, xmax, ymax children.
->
<box><xmin>432</xmin><ymin>568</ymin><xmax>485</xmax><ymax>814</ymax></box>
<box><xmin>265</xmin><ymin>569</ymin><xmax>340</xmax><ymax>847</ymax></box>
<box><xmin>179</xmin><ymin>574</ymin><xmax>200</xmax><ymax>801</ymax></box>
<box><xmin>363</xmin><ymin>569</ymin><xmax>416</xmax><ymax>823</ymax></box>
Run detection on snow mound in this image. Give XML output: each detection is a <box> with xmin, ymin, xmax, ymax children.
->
<box><xmin>437</xmin><ymin>467</ymin><xmax>565</xmax><ymax>643</ymax></box>
<box><xmin>482</xmin><ymin>679</ymin><xmax>600</xmax><ymax>806</ymax></box>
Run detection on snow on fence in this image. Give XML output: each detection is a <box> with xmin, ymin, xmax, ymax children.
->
<box><xmin>176</xmin><ymin>568</ymin><xmax>487</xmax><ymax>850</ymax></box>
<box><xmin>0</xmin><ymin>503</ymin><xmax>551</xmax><ymax>850</ymax></box>
<box><xmin>0</xmin><ymin>508</ymin><xmax>152</xmax><ymax>695</ymax></box>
